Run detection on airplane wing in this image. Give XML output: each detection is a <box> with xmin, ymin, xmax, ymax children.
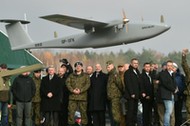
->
<box><xmin>40</xmin><ymin>14</ymin><xmax>109</xmax><ymax>31</ymax></box>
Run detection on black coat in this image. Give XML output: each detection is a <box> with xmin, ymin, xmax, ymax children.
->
<box><xmin>159</xmin><ymin>70</ymin><xmax>177</xmax><ymax>100</ymax></box>
<box><xmin>140</xmin><ymin>70</ymin><xmax>154</xmax><ymax>100</ymax></box>
<box><xmin>59</xmin><ymin>75</ymin><xmax>69</xmax><ymax>111</ymax></box>
<box><xmin>124</xmin><ymin>65</ymin><xmax>140</xmax><ymax>99</ymax></box>
<box><xmin>40</xmin><ymin>74</ymin><xmax>62</xmax><ymax>112</ymax></box>
<box><xmin>12</xmin><ymin>75</ymin><xmax>36</xmax><ymax>102</ymax></box>
<box><xmin>88</xmin><ymin>71</ymin><xmax>108</xmax><ymax>111</ymax></box>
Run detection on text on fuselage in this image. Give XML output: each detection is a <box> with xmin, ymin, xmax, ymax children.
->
<box><xmin>61</xmin><ymin>38</ymin><xmax>75</xmax><ymax>44</ymax></box>
<box><xmin>142</xmin><ymin>25</ymin><xmax>155</xmax><ymax>29</ymax></box>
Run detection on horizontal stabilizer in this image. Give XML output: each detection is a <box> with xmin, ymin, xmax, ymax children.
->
<box><xmin>0</xmin><ymin>19</ymin><xmax>30</xmax><ymax>24</ymax></box>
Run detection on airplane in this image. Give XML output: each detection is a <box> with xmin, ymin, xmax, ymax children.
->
<box><xmin>0</xmin><ymin>12</ymin><xmax>170</xmax><ymax>51</ymax></box>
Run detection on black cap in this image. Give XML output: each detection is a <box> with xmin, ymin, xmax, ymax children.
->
<box><xmin>0</xmin><ymin>63</ymin><xmax>7</xmax><ymax>69</ymax></box>
<box><xmin>74</xmin><ymin>61</ymin><xmax>83</xmax><ymax>67</ymax></box>
<box><xmin>33</xmin><ymin>69</ymin><xmax>41</xmax><ymax>73</ymax></box>
<box><xmin>60</xmin><ymin>59</ymin><xmax>68</xmax><ymax>64</ymax></box>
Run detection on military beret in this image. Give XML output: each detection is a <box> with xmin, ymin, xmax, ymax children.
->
<box><xmin>74</xmin><ymin>61</ymin><xmax>83</xmax><ymax>67</ymax></box>
<box><xmin>106</xmin><ymin>60</ymin><xmax>114</xmax><ymax>66</ymax></box>
<box><xmin>33</xmin><ymin>69</ymin><xmax>42</xmax><ymax>73</ymax></box>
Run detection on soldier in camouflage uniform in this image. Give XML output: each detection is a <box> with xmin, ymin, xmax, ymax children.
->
<box><xmin>32</xmin><ymin>69</ymin><xmax>41</xmax><ymax>126</ymax></box>
<box><xmin>106</xmin><ymin>61</ymin><xmax>123</xmax><ymax>126</ymax></box>
<box><xmin>117</xmin><ymin>64</ymin><xmax>127</xmax><ymax>126</ymax></box>
<box><xmin>0</xmin><ymin>64</ymin><xmax>10</xmax><ymax>126</ymax></box>
<box><xmin>181</xmin><ymin>48</ymin><xmax>190</xmax><ymax>125</ymax></box>
<box><xmin>66</xmin><ymin>62</ymin><xmax>90</xmax><ymax>126</ymax></box>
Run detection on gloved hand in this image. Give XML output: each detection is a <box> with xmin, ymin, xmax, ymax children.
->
<box><xmin>60</xmin><ymin>58</ymin><xmax>68</xmax><ymax>64</ymax></box>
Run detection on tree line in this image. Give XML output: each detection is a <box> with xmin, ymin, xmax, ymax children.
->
<box><xmin>31</xmin><ymin>48</ymin><xmax>190</xmax><ymax>72</ymax></box>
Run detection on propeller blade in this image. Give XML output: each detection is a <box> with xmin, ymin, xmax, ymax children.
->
<box><xmin>122</xmin><ymin>9</ymin><xmax>127</xmax><ymax>19</ymax></box>
<box><xmin>122</xmin><ymin>9</ymin><xmax>129</xmax><ymax>24</ymax></box>
<box><xmin>122</xmin><ymin>9</ymin><xmax>129</xmax><ymax>32</ymax></box>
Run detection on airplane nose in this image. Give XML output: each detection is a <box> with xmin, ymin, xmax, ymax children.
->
<box><xmin>165</xmin><ymin>25</ymin><xmax>171</xmax><ymax>31</ymax></box>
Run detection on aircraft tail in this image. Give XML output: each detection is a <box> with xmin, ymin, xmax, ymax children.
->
<box><xmin>0</xmin><ymin>20</ymin><xmax>33</xmax><ymax>50</ymax></box>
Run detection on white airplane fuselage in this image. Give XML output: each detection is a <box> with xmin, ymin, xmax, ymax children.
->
<box><xmin>15</xmin><ymin>21</ymin><xmax>170</xmax><ymax>50</ymax></box>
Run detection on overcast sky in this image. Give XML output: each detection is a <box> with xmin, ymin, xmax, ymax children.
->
<box><xmin>0</xmin><ymin>0</ymin><xmax>190</xmax><ymax>55</ymax></box>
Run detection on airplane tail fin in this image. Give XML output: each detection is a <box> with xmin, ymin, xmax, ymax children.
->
<box><xmin>0</xmin><ymin>20</ymin><xmax>33</xmax><ymax>50</ymax></box>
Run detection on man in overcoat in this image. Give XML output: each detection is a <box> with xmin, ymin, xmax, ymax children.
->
<box><xmin>88</xmin><ymin>64</ymin><xmax>108</xmax><ymax>126</ymax></box>
<box><xmin>40</xmin><ymin>66</ymin><xmax>62</xmax><ymax>126</ymax></box>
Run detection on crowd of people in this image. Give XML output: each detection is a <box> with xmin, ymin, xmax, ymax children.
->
<box><xmin>0</xmin><ymin>49</ymin><xmax>190</xmax><ymax>126</ymax></box>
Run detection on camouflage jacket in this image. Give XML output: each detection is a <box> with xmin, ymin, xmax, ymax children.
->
<box><xmin>107</xmin><ymin>68</ymin><xmax>123</xmax><ymax>100</ymax></box>
<box><xmin>32</xmin><ymin>76</ymin><xmax>41</xmax><ymax>102</ymax></box>
<box><xmin>0</xmin><ymin>76</ymin><xmax>10</xmax><ymax>91</ymax></box>
<box><xmin>119</xmin><ymin>72</ymin><xmax>125</xmax><ymax>92</ymax></box>
<box><xmin>66</xmin><ymin>72</ymin><xmax>90</xmax><ymax>101</ymax></box>
<box><xmin>182</xmin><ymin>55</ymin><xmax>190</xmax><ymax>95</ymax></box>
<box><xmin>0</xmin><ymin>76</ymin><xmax>10</xmax><ymax>102</ymax></box>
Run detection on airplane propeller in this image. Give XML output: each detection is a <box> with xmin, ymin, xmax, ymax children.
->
<box><xmin>122</xmin><ymin>9</ymin><xmax>129</xmax><ymax>24</ymax></box>
<box><xmin>160</xmin><ymin>15</ymin><xmax>164</xmax><ymax>23</ymax></box>
<box><xmin>122</xmin><ymin>9</ymin><xmax>129</xmax><ymax>32</ymax></box>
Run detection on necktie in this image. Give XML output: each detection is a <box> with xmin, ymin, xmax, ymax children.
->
<box><xmin>133</xmin><ymin>69</ymin><xmax>137</xmax><ymax>75</ymax></box>
<box><xmin>96</xmin><ymin>72</ymin><xmax>99</xmax><ymax>78</ymax></box>
<box><xmin>147</xmin><ymin>73</ymin><xmax>152</xmax><ymax>83</ymax></box>
<box><xmin>49</xmin><ymin>75</ymin><xmax>53</xmax><ymax>80</ymax></box>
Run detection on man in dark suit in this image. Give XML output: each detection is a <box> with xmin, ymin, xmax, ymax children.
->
<box><xmin>124</xmin><ymin>58</ymin><xmax>141</xmax><ymax>126</ymax></box>
<box><xmin>86</xmin><ymin>65</ymin><xmax>94</xmax><ymax>126</ymax></box>
<box><xmin>88</xmin><ymin>64</ymin><xmax>108</xmax><ymax>126</ymax></box>
<box><xmin>40</xmin><ymin>66</ymin><xmax>62</xmax><ymax>126</ymax></box>
<box><xmin>58</xmin><ymin>59</ymin><xmax>73</xmax><ymax>126</ymax></box>
<box><xmin>140</xmin><ymin>62</ymin><xmax>154</xmax><ymax>126</ymax></box>
<box><xmin>159</xmin><ymin>60</ymin><xmax>178</xmax><ymax>126</ymax></box>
